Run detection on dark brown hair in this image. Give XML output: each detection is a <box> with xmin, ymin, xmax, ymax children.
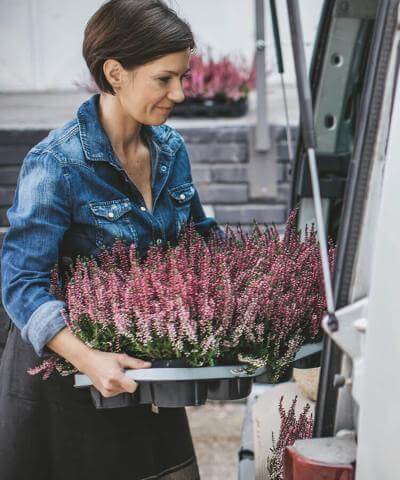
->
<box><xmin>83</xmin><ymin>0</ymin><xmax>195</xmax><ymax>95</ymax></box>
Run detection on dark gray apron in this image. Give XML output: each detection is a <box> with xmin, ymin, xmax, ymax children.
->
<box><xmin>0</xmin><ymin>323</ymin><xmax>200</xmax><ymax>480</ymax></box>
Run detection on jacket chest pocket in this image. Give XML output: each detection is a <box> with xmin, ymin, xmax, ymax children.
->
<box><xmin>89</xmin><ymin>198</ymin><xmax>138</xmax><ymax>248</ymax></box>
<box><xmin>168</xmin><ymin>183</ymin><xmax>195</xmax><ymax>234</ymax></box>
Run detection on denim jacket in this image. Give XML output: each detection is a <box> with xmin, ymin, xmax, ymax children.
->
<box><xmin>1</xmin><ymin>94</ymin><xmax>218</xmax><ymax>357</ymax></box>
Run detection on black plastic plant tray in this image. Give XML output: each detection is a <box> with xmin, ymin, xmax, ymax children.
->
<box><xmin>255</xmin><ymin>341</ymin><xmax>323</xmax><ymax>384</ymax></box>
<box><xmin>292</xmin><ymin>341</ymin><xmax>323</xmax><ymax>369</ymax></box>
<box><xmin>89</xmin><ymin>387</ymin><xmax>140</xmax><ymax>409</ymax></box>
<box><xmin>88</xmin><ymin>379</ymin><xmax>209</xmax><ymax>409</ymax></box>
<box><xmin>76</xmin><ymin>342</ymin><xmax>323</xmax><ymax>409</ymax></box>
<box><xmin>138</xmin><ymin>359</ymin><xmax>209</xmax><ymax>408</ymax></box>
<box><xmin>75</xmin><ymin>361</ymin><xmax>266</xmax><ymax>409</ymax></box>
<box><xmin>207</xmin><ymin>377</ymin><xmax>253</xmax><ymax>401</ymax></box>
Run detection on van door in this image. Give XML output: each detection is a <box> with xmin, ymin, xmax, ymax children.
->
<box><xmin>289</xmin><ymin>0</ymin><xmax>400</xmax><ymax>442</ymax></box>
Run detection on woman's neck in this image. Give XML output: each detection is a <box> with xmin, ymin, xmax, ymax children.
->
<box><xmin>98</xmin><ymin>93</ymin><xmax>142</xmax><ymax>159</ymax></box>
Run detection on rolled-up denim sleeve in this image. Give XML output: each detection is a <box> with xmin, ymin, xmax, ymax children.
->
<box><xmin>1</xmin><ymin>149</ymin><xmax>71</xmax><ymax>357</ymax></box>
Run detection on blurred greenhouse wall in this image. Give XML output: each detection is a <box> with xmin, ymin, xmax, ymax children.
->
<box><xmin>0</xmin><ymin>0</ymin><xmax>323</xmax><ymax>92</ymax></box>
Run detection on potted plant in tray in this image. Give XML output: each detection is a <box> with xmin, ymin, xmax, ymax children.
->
<box><xmin>29</xmin><ymin>210</ymin><xmax>334</xmax><ymax>408</ymax></box>
<box><xmin>171</xmin><ymin>50</ymin><xmax>255</xmax><ymax>118</ymax></box>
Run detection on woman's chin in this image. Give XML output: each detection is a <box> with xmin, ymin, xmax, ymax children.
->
<box><xmin>151</xmin><ymin>114</ymin><xmax>170</xmax><ymax>125</ymax></box>
<box><xmin>140</xmin><ymin>116</ymin><xmax>168</xmax><ymax>126</ymax></box>
<box><xmin>150</xmin><ymin>119</ymin><xmax>168</xmax><ymax>126</ymax></box>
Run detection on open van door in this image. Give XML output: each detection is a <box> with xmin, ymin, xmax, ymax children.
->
<box><xmin>284</xmin><ymin>0</ymin><xmax>400</xmax><ymax>478</ymax></box>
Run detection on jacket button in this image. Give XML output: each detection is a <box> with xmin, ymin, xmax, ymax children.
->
<box><xmin>108</xmin><ymin>212</ymin><xmax>115</xmax><ymax>218</ymax></box>
<box><xmin>140</xmin><ymin>206</ymin><xmax>146</xmax><ymax>212</ymax></box>
<box><xmin>179</xmin><ymin>193</ymin><xmax>186</xmax><ymax>200</ymax></box>
<box><xmin>160</xmin><ymin>165</ymin><xmax>167</xmax><ymax>174</ymax></box>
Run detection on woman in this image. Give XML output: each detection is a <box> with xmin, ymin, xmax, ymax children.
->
<box><xmin>0</xmin><ymin>1</ymin><xmax>218</xmax><ymax>478</ymax></box>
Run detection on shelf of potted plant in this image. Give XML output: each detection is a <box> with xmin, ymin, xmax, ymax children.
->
<box><xmin>28</xmin><ymin>210</ymin><xmax>334</xmax><ymax>409</ymax></box>
<box><xmin>170</xmin><ymin>51</ymin><xmax>255</xmax><ymax>118</ymax></box>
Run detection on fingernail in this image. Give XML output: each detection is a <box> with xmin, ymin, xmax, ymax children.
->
<box><xmin>143</xmin><ymin>361</ymin><xmax>152</xmax><ymax>367</ymax></box>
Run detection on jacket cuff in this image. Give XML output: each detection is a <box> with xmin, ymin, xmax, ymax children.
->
<box><xmin>21</xmin><ymin>300</ymin><xmax>67</xmax><ymax>358</ymax></box>
<box><xmin>194</xmin><ymin>217</ymin><xmax>219</xmax><ymax>237</ymax></box>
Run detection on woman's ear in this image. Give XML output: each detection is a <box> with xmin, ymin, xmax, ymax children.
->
<box><xmin>103</xmin><ymin>59</ymin><xmax>124</xmax><ymax>92</ymax></box>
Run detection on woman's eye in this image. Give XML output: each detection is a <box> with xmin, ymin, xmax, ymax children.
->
<box><xmin>159</xmin><ymin>77</ymin><xmax>170</xmax><ymax>83</ymax></box>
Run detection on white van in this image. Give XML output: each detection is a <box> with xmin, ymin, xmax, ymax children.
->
<box><xmin>241</xmin><ymin>1</ymin><xmax>400</xmax><ymax>478</ymax></box>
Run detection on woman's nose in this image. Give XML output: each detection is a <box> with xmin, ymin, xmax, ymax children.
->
<box><xmin>168</xmin><ymin>81</ymin><xmax>185</xmax><ymax>104</ymax></box>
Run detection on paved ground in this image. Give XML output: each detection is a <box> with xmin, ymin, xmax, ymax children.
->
<box><xmin>186</xmin><ymin>401</ymin><xmax>246</xmax><ymax>480</ymax></box>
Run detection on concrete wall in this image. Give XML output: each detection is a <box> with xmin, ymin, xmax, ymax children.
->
<box><xmin>0</xmin><ymin>0</ymin><xmax>323</xmax><ymax>92</ymax></box>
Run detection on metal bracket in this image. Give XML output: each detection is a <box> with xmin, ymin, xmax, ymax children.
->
<box><xmin>322</xmin><ymin>297</ymin><xmax>368</xmax><ymax>405</ymax></box>
<box><xmin>256</xmin><ymin>39</ymin><xmax>267</xmax><ymax>51</ymax></box>
<box><xmin>322</xmin><ymin>297</ymin><xmax>368</xmax><ymax>360</ymax></box>
<box><xmin>255</xmin><ymin>0</ymin><xmax>271</xmax><ymax>152</ymax></box>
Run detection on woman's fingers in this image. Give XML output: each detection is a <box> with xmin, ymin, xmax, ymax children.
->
<box><xmin>80</xmin><ymin>350</ymin><xmax>152</xmax><ymax>397</ymax></box>
<box><xmin>117</xmin><ymin>353</ymin><xmax>152</xmax><ymax>370</ymax></box>
<box><xmin>117</xmin><ymin>374</ymin><xmax>138</xmax><ymax>394</ymax></box>
<box><xmin>99</xmin><ymin>372</ymin><xmax>137</xmax><ymax>396</ymax></box>
<box><xmin>107</xmin><ymin>354</ymin><xmax>151</xmax><ymax>395</ymax></box>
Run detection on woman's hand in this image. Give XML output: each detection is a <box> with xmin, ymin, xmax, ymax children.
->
<box><xmin>79</xmin><ymin>350</ymin><xmax>151</xmax><ymax>397</ymax></box>
<box><xmin>47</xmin><ymin>327</ymin><xmax>151</xmax><ymax>397</ymax></box>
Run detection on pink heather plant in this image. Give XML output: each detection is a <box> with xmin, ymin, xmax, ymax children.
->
<box><xmin>28</xmin><ymin>209</ymin><xmax>334</xmax><ymax>380</ymax></box>
<box><xmin>267</xmin><ymin>396</ymin><xmax>314</xmax><ymax>480</ymax></box>
<box><xmin>182</xmin><ymin>50</ymin><xmax>255</xmax><ymax>102</ymax></box>
<box><xmin>238</xmin><ymin>210</ymin><xmax>335</xmax><ymax>380</ymax></box>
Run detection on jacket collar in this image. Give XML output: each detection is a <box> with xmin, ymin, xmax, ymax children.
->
<box><xmin>77</xmin><ymin>94</ymin><xmax>182</xmax><ymax>163</ymax></box>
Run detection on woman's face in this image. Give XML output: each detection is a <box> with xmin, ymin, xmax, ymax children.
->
<box><xmin>112</xmin><ymin>49</ymin><xmax>191</xmax><ymax>126</ymax></box>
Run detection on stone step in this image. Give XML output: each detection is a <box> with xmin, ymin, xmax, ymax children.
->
<box><xmin>192</xmin><ymin>164</ymin><xmax>248</xmax><ymax>184</ymax></box>
<box><xmin>197</xmin><ymin>183</ymin><xmax>248</xmax><ymax>204</ymax></box>
<box><xmin>277</xmin><ymin>142</ymin><xmax>296</xmax><ymax>163</ymax></box>
<box><xmin>0</xmin><ymin>129</ymin><xmax>49</xmax><ymax>146</ymax></box>
<box><xmin>0</xmin><ymin>187</ymin><xmax>15</xmax><ymax>207</ymax></box>
<box><xmin>0</xmin><ymin>208</ymin><xmax>9</xmax><ymax>228</ymax></box>
<box><xmin>179</xmin><ymin>126</ymin><xmax>248</xmax><ymax>144</ymax></box>
<box><xmin>193</xmin><ymin>165</ymin><xmax>292</xmax><ymax>187</ymax></box>
<box><xmin>0</xmin><ymin>166</ymin><xmax>20</xmax><ymax>185</ymax></box>
<box><xmin>213</xmin><ymin>204</ymin><xmax>287</xmax><ymax>224</ymax></box>
<box><xmin>0</xmin><ymin>144</ymin><xmax>32</xmax><ymax>166</ymax></box>
<box><xmin>278</xmin><ymin>182</ymin><xmax>292</xmax><ymax>204</ymax></box>
<box><xmin>187</xmin><ymin>142</ymin><xmax>247</xmax><ymax>164</ymax></box>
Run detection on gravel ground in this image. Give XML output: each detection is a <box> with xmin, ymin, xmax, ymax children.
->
<box><xmin>186</xmin><ymin>402</ymin><xmax>246</xmax><ymax>480</ymax></box>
